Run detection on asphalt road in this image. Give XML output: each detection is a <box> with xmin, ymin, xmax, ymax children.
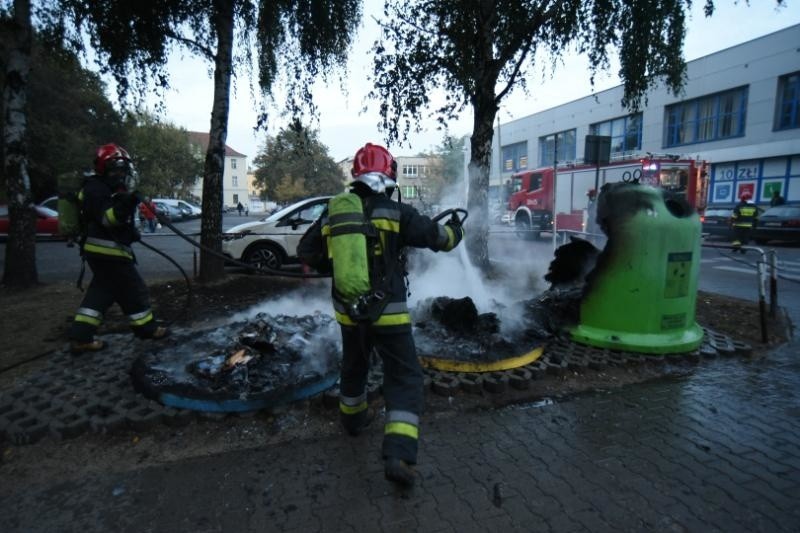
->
<box><xmin>2</xmin><ymin>218</ymin><xmax>799</xmax><ymax>322</ymax></box>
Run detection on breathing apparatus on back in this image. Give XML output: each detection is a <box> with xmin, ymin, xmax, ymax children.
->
<box><xmin>327</xmin><ymin>143</ymin><xmax>400</xmax><ymax>321</ymax></box>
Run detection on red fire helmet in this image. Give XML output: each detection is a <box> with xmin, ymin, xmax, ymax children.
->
<box><xmin>352</xmin><ymin>143</ymin><xmax>397</xmax><ymax>180</ymax></box>
<box><xmin>94</xmin><ymin>143</ymin><xmax>132</xmax><ymax>175</ymax></box>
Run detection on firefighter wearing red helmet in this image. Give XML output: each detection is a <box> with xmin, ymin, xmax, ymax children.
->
<box><xmin>297</xmin><ymin>142</ymin><xmax>464</xmax><ymax>487</ymax></box>
<box><xmin>68</xmin><ymin>143</ymin><xmax>168</xmax><ymax>354</ymax></box>
<box><xmin>731</xmin><ymin>190</ymin><xmax>758</xmax><ymax>251</ymax></box>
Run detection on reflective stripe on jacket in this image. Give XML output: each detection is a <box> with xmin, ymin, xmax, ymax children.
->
<box><xmin>732</xmin><ymin>203</ymin><xmax>758</xmax><ymax>228</ymax></box>
<box><xmin>315</xmin><ymin>190</ymin><xmax>460</xmax><ymax>332</ymax></box>
<box><xmin>79</xmin><ymin>177</ymin><xmax>138</xmax><ymax>261</ymax></box>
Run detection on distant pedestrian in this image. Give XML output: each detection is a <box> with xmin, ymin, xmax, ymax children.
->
<box><xmin>237</xmin><ymin>201</ymin><xmax>244</xmax><ymax>216</ymax></box>
<box><xmin>770</xmin><ymin>190</ymin><xmax>785</xmax><ymax>207</ymax></box>
<box><xmin>138</xmin><ymin>197</ymin><xmax>157</xmax><ymax>233</ymax></box>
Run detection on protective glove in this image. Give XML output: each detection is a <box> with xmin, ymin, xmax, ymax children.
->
<box><xmin>445</xmin><ymin>218</ymin><xmax>464</xmax><ymax>247</ymax></box>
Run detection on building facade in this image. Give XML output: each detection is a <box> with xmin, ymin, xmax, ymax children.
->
<box><xmin>337</xmin><ymin>154</ymin><xmax>442</xmax><ymax>212</ymax></box>
<box><xmin>490</xmin><ymin>24</ymin><xmax>800</xmax><ymax>208</ymax></box>
<box><xmin>187</xmin><ymin>132</ymin><xmax>250</xmax><ymax>209</ymax></box>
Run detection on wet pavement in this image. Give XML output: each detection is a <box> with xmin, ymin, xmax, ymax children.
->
<box><xmin>3</xmin><ymin>332</ymin><xmax>799</xmax><ymax>531</ymax></box>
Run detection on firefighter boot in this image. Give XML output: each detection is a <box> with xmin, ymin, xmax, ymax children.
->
<box><xmin>142</xmin><ymin>326</ymin><xmax>170</xmax><ymax>340</ymax></box>
<box><xmin>343</xmin><ymin>408</ymin><xmax>375</xmax><ymax>437</ymax></box>
<box><xmin>70</xmin><ymin>339</ymin><xmax>107</xmax><ymax>356</ymax></box>
<box><xmin>384</xmin><ymin>457</ymin><xmax>416</xmax><ymax>487</ymax></box>
<box><xmin>151</xmin><ymin>326</ymin><xmax>169</xmax><ymax>339</ymax></box>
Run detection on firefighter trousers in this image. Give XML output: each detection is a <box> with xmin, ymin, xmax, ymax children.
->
<box><xmin>338</xmin><ymin>326</ymin><xmax>424</xmax><ymax>464</ymax></box>
<box><xmin>732</xmin><ymin>225</ymin><xmax>754</xmax><ymax>246</ymax></box>
<box><xmin>68</xmin><ymin>257</ymin><xmax>158</xmax><ymax>342</ymax></box>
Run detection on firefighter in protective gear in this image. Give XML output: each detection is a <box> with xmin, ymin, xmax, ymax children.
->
<box><xmin>298</xmin><ymin>142</ymin><xmax>463</xmax><ymax>487</ymax></box>
<box><xmin>67</xmin><ymin>143</ymin><xmax>168</xmax><ymax>354</ymax></box>
<box><xmin>731</xmin><ymin>191</ymin><xmax>758</xmax><ymax>251</ymax></box>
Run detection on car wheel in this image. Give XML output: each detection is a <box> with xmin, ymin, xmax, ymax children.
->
<box><xmin>244</xmin><ymin>243</ymin><xmax>284</xmax><ymax>272</ymax></box>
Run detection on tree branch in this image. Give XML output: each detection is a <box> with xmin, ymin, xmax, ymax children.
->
<box><xmin>165</xmin><ymin>30</ymin><xmax>215</xmax><ymax>61</ymax></box>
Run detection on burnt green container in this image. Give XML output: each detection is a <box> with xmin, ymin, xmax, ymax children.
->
<box><xmin>570</xmin><ymin>185</ymin><xmax>703</xmax><ymax>354</ymax></box>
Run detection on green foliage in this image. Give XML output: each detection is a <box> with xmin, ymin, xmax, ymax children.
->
<box><xmin>371</xmin><ymin>0</ymin><xmax>710</xmax><ymax>144</ymax></box>
<box><xmin>253</xmin><ymin>120</ymin><xmax>344</xmax><ymax>203</ymax></box>
<box><xmin>435</xmin><ymin>134</ymin><xmax>466</xmax><ymax>187</ymax></box>
<box><xmin>0</xmin><ymin>26</ymin><xmax>125</xmax><ymax>201</ymax></box>
<box><xmin>124</xmin><ymin>112</ymin><xmax>203</xmax><ymax>198</ymax></box>
<box><xmin>412</xmin><ymin>135</ymin><xmax>466</xmax><ymax>209</ymax></box>
<box><xmin>60</xmin><ymin>0</ymin><xmax>362</xmax><ymax>122</ymax></box>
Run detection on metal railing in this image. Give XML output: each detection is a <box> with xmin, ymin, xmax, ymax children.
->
<box><xmin>699</xmin><ymin>242</ymin><xmax>778</xmax><ymax>344</ymax></box>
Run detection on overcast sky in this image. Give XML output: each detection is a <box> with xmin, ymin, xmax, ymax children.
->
<box><xmin>144</xmin><ymin>1</ymin><xmax>800</xmax><ymax>164</ymax></box>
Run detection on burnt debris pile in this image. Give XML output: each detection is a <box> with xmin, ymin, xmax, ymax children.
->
<box><xmin>520</xmin><ymin>236</ymin><xmax>602</xmax><ymax>341</ymax></box>
<box><xmin>132</xmin><ymin>313</ymin><xmax>340</xmax><ymax>411</ymax></box>
<box><xmin>413</xmin><ymin>296</ymin><xmax>518</xmax><ymax>363</ymax></box>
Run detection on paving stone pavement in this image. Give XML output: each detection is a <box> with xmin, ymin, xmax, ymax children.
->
<box><xmin>2</xmin><ymin>333</ymin><xmax>799</xmax><ymax>532</ymax></box>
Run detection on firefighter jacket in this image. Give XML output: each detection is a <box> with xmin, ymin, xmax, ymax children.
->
<box><xmin>731</xmin><ymin>201</ymin><xmax>758</xmax><ymax>228</ymax></box>
<box><xmin>78</xmin><ymin>177</ymin><xmax>140</xmax><ymax>262</ymax></box>
<box><xmin>298</xmin><ymin>189</ymin><xmax>462</xmax><ymax>333</ymax></box>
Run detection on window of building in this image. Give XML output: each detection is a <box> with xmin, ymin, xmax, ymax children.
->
<box><xmin>402</xmin><ymin>165</ymin><xmax>418</xmax><ymax>177</ymax></box>
<box><xmin>401</xmin><ymin>185</ymin><xmax>418</xmax><ymax>198</ymax></box>
<box><xmin>539</xmin><ymin>129</ymin><xmax>576</xmax><ymax>167</ymax></box>
<box><xmin>664</xmin><ymin>86</ymin><xmax>747</xmax><ymax>147</ymax></box>
<box><xmin>501</xmin><ymin>141</ymin><xmax>528</xmax><ymax>172</ymax></box>
<box><xmin>232</xmin><ymin>193</ymin><xmax>239</xmax><ymax>204</ymax></box>
<box><xmin>232</xmin><ymin>176</ymin><xmax>238</xmax><ymax>187</ymax></box>
<box><xmin>775</xmin><ymin>71</ymin><xmax>800</xmax><ymax>130</ymax></box>
<box><xmin>231</xmin><ymin>158</ymin><xmax>238</xmax><ymax>169</ymax></box>
<box><xmin>590</xmin><ymin>113</ymin><xmax>642</xmax><ymax>154</ymax></box>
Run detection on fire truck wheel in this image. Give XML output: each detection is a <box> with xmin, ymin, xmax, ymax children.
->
<box><xmin>514</xmin><ymin>216</ymin><xmax>535</xmax><ymax>241</ymax></box>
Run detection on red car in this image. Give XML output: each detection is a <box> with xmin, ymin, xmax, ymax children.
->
<box><xmin>0</xmin><ymin>204</ymin><xmax>62</xmax><ymax>241</ymax></box>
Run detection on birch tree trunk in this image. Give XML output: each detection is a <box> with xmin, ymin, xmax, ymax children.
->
<box><xmin>2</xmin><ymin>0</ymin><xmax>37</xmax><ymax>288</ymax></box>
<box><xmin>199</xmin><ymin>0</ymin><xmax>234</xmax><ymax>283</ymax></box>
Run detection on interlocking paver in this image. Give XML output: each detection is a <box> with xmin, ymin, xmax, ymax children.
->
<box><xmin>3</xmin><ymin>330</ymin><xmax>800</xmax><ymax>532</ymax></box>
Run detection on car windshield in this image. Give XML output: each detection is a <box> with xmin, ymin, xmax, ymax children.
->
<box><xmin>705</xmin><ymin>209</ymin><xmax>731</xmax><ymax>217</ymax></box>
<box><xmin>261</xmin><ymin>199</ymin><xmax>326</xmax><ymax>223</ymax></box>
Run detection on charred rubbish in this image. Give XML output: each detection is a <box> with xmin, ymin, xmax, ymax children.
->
<box><xmin>132</xmin><ymin>313</ymin><xmax>340</xmax><ymax>412</ymax></box>
<box><xmin>413</xmin><ymin>296</ymin><xmax>521</xmax><ymax>364</ymax></box>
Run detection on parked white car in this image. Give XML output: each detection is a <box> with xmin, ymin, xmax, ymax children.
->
<box><xmin>153</xmin><ymin>198</ymin><xmax>202</xmax><ymax>218</ymax></box>
<box><xmin>222</xmin><ymin>196</ymin><xmax>330</xmax><ymax>270</ymax></box>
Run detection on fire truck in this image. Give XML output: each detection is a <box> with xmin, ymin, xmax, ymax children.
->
<box><xmin>505</xmin><ymin>155</ymin><xmax>708</xmax><ymax>239</ymax></box>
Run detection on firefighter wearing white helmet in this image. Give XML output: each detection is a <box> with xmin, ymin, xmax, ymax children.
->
<box><xmin>298</xmin><ymin>142</ymin><xmax>464</xmax><ymax>487</ymax></box>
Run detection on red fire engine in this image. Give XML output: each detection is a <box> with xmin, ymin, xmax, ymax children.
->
<box><xmin>505</xmin><ymin>155</ymin><xmax>708</xmax><ymax>238</ymax></box>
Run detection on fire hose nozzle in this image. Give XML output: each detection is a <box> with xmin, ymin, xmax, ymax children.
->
<box><xmin>432</xmin><ymin>208</ymin><xmax>468</xmax><ymax>225</ymax></box>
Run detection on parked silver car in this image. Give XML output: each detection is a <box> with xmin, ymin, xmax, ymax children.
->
<box><xmin>222</xmin><ymin>196</ymin><xmax>330</xmax><ymax>271</ymax></box>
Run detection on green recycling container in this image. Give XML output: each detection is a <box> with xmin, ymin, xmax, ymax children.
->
<box><xmin>570</xmin><ymin>185</ymin><xmax>704</xmax><ymax>354</ymax></box>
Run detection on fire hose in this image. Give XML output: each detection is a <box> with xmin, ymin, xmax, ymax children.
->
<box><xmin>137</xmin><ymin>201</ymin><xmax>468</xmax><ymax>322</ymax></box>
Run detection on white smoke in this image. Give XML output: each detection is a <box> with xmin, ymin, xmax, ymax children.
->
<box><xmin>407</xmin><ymin>182</ymin><xmax>554</xmax><ymax>335</ymax></box>
<box><xmin>230</xmin><ymin>181</ymin><xmax>557</xmax><ymax>341</ymax></box>
<box><xmin>230</xmin><ymin>281</ymin><xmax>333</xmax><ymax>322</ymax></box>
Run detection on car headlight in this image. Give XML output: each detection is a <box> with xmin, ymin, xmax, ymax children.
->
<box><xmin>222</xmin><ymin>230</ymin><xmax>251</xmax><ymax>242</ymax></box>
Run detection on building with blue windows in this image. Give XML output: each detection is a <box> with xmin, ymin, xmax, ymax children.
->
<box><xmin>491</xmin><ymin>24</ymin><xmax>800</xmax><ymax>207</ymax></box>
